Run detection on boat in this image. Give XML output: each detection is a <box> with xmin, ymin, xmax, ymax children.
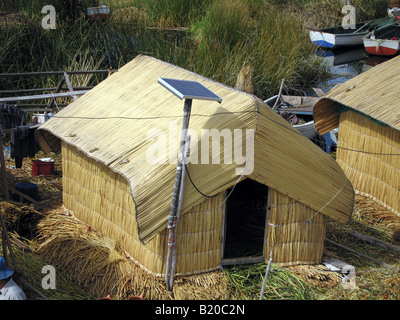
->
<box><xmin>87</xmin><ymin>4</ymin><xmax>111</xmax><ymax>19</ymax></box>
<box><xmin>363</xmin><ymin>22</ymin><xmax>400</xmax><ymax>56</ymax></box>
<box><xmin>309</xmin><ymin>17</ymin><xmax>394</xmax><ymax>49</ymax></box>
<box><xmin>263</xmin><ymin>95</ymin><xmax>321</xmax><ymax>139</ymax></box>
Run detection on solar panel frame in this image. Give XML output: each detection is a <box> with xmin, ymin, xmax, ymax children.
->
<box><xmin>158</xmin><ymin>77</ymin><xmax>222</xmax><ymax>102</ymax></box>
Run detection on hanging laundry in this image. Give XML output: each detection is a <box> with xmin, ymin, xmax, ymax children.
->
<box><xmin>1</xmin><ymin>103</ymin><xmax>40</xmax><ymax>168</ymax></box>
<box><xmin>10</xmin><ymin>125</ymin><xmax>40</xmax><ymax>168</ymax></box>
<box><xmin>0</xmin><ymin>103</ymin><xmax>26</xmax><ymax>129</ymax></box>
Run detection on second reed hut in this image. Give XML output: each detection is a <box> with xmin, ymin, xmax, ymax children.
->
<box><xmin>314</xmin><ymin>55</ymin><xmax>400</xmax><ymax>218</ymax></box>
<box><xmin>35</xmin><ymin>55</ymin><xmax>354</xmax><ymax>278</ymax></box>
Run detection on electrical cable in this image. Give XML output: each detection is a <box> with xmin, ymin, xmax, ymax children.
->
<box><xmin>184</xmin><ymin>163</ymin><xmax>219</xmax><ymax>198</ymax></box>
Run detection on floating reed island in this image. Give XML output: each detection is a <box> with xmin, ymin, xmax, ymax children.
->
<box><xmin>31</xmin><ymin>55</ymin><xmax>355</xmax><ymax>299</ymax></box>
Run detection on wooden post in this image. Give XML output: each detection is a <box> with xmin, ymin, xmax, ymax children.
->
<box><xmin>0</xmin><ymin>133</ymin><xmax>9</xmax><ymax>200</ymax></box>
<box><xmin>63</xmin><ymin>72</ymin><xmax>77</xmax><ymax>101</ymax></box>
<box><xmin>325</xmin><ymin>238</ymin><xmax>399</xmax><ymax>271</ymax></box>
<box><xmin>347</xmin><ymin>230</ymin><xmax>400</xmax><ymax>255</ymax></box>
<box><xmin>48</xmin><ymin>76</ymin><xmax>65</xmax><ymax>110</ymax></box>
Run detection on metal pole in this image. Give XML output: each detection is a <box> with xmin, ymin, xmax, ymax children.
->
<box><xmin>168</xmin><ymin>134</ymin><xmax>191</xmax><ymax>289</ymax></box>
<box><xmin>0</xmin><ymin>90</ymin><xmax>89</xmax><ymax>103</ymax></box>
<box><xmin>165</xmin><ymin>99</ymin><xmax>192</xmax><ymax>292</ymax></box>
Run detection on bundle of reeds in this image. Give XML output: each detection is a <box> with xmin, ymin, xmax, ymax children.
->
<box><xmin>287</xmin><ymin>264</ymin><xmax>341</xmax><ymax>289</ymax></box>
<box><xmin>2</xmin><ymin>238</ymin><xmax>95</xmax><ymax>300</ymax></box>
<box><xmin>0</xmin><ymin>202</ymin><xmax>43</xmax><ymax>239</ymax></box>
<box><xmin>33</xmin><ymin>211</ymin><xmax>232</xmax><ymax>300</ymax></box>
<box><xmin>33</xmin><ymin>211</ymin><xmax>133</xmax><ymax>299</ymax></box>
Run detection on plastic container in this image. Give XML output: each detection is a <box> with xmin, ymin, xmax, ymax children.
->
<box><xmin>14</xmin><ymin>182</ymin><xmax>40</xmax><ymax>203</ymax></box>
<box><xmin>32</xmin><ymin>159</ymin><xmax>54</xmax><ymax>176</ymax></box>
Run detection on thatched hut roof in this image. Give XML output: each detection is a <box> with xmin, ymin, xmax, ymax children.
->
<box><xmin>314</xmin><ymin>55</ymin><xmax>400</xmax><ymax>135</ymax></box>
<box><xmin>36</xmin><ymin>55</ymin><xmax>354</xmax><ymax>243</ymax></box>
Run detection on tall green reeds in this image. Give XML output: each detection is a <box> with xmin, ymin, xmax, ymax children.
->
<box><xmin>134</xmin><ymin>0</ymin><xmax>212</xmax><ymax>27</ymax></box>
<box><xmin>0</xmin><ymin>14</ymin><xmax>137</xmax><ymax>91</ymax></box>
<box><xmin>189</xmin><ymin>0</ymin><xmax>326</xmax><ymax>98</ymax></box>
<box><xmin>5</xmin><ymin>0</ymin><xmax>388</xmax><ymax>100</ymax></box>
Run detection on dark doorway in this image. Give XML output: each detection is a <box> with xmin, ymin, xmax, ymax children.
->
<box><xmin>223</xmin><ymin>178</ymin><xmax>268</xmax><ymax>260</ymax></box>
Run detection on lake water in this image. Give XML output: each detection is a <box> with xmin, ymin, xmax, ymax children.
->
<box><xmin>315</xmin><ymin>47</ymin><xmax>392</xmax><ymax>93</ymax></box>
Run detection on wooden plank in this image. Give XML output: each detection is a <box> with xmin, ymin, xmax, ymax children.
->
<box><xmin>48</xmin><ymin>76</ymin><xmax>65</xmax><ymax>110</ymax></box>
<box><xmin>8</xmin><ymin>186</ymin><xmax>40</xmax><ymax>205</ymax></box>
<box><xmin>0</xmin><ymin>86</ymin><xmax>93</xmax><ymax>95</ymax></box>
<box><xmin>220</xmin><ymin>190</ymin><xmax>227</xmax><ymax>261</ymax></box>
<box><xmin>19</xmin><ymin>106</ymin><xmax>68</xmax><ymax>111</ymax></box>
<box><xmin>325</xmin><ymin>238</ymin><xmax>399</xmax><ymax>271</ymax></box>
<box><xmin>347</xmin><ymin>230</ymin><xmax>400</xmax><ymax>255</ymax></box>
<box><xmin>0</xmin><ymin>70</ymin><xmax>117</xmax><ymax>77</ymax></box>
<box><xmin>0</xmin><ymin>90</ymin><xmax>90</xmax><ymax>103</ymax></box>
<box><xmin>276</xmin><ymin>106</ymin><xmax>314</xmax><ymax>115</ymax></box>
<box><xmin>313</xmin><ymin>88</ymin><xmax>325</xmax><ymax>97</ymax></box>
<box><xmin>63</xmin><ymin>72</ymin><xmax>77</xmax><ymax>101</ymax></box>
<box><xmin>221</xmin><ymin>255</ymin><xmax>264</xmax><ymax>266</ymax></box>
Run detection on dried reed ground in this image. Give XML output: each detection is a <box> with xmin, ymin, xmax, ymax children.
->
<box><xmin>1</xmin><ymin>153</ymin><xmax>400</xmax><ymax>300</ymax></box>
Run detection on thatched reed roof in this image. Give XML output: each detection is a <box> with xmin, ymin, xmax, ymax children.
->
<box><xmin>36</xmin><ymin>55</ymin><xmax>353</xmax><ymax>243</ymax></box>
<box><xmin>314</xmin><ymin>55</ymin><xmax>400</xmax><ymax>135</ymax></box>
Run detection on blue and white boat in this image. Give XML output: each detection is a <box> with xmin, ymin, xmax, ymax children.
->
<box><xmin>309</xmin><ymin>17</ymin><xmax>394</xmax><ymax>49</ymax></box>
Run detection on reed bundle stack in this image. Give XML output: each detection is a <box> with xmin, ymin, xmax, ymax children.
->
<box><xmin>34</xmin><ymin>55</ymin><xmax>353</xmax><ymax>290</ymax></box>
<box><xmin>33</xmin><ymin>211</ymin><xmax>232</xmax><ymax>300</ymax></box>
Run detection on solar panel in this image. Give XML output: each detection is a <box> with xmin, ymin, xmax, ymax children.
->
<box><xmin>158</xmin><ymin>77</ymin><xmax>222</xmax><ymax>102</ymax></box>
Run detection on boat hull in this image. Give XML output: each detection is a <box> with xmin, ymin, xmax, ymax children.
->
<box><xmin>362</xmin><ymin>21</ymin><xmax>400</xmax><ymax>56</ymax></box>
<box><xmin>293</xmin><ymin>121</ymin><xmax>317</xmax><ymax>139</ymax></box>
<box><xmin>363</xmin><ymin>38</ymin><xmax>400</xmax><ymax>56</ymax></box>
<box><xmin>263</xmin><ymin>95</ymin><xmax>320</xmax><ymax>139</ymax></box>
<box><xmin>87</xmin><ymin>5</ymin><xmax>110</xmax><ymax>19</ymax></box>
<box><xmin>310</xmin><ymin>29</ymin><xmax>369</xmax><ymax>48</ymax></box>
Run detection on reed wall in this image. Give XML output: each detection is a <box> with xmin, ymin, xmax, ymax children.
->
<box><xmin>61</xmin><ymin>139</ymin><xmax>330</xmax><ymax>275</ymax></box>
<box><xmin>266</xmin><ymin>189</ymin><xmax>327</xmax><ymax>266</ymax></box>
<box><xmin>337</xmin><ymin>110</ymin><xmax>400</xmax><ymax>217</ymax></box>
<box><xmin>61</xmin><ymin>141</ymin><xmax>224</xmax><ymax>276</ymax></box>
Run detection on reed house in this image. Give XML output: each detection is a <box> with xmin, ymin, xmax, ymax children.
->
<box><xmin>314</xmin><ymin>55</ymin><xmax>400</xmax><ymax>218</ymax></box>
<box><xmin>36</xmin><ymin>55</ymin><xmax>354</xmax><ymax>278</ymax></box>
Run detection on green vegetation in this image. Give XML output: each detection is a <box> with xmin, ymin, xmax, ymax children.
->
<box><xmin>225</xmin><ymin>262</ymin><xmax>316</xmax><ymax>300</ymax></box>
<box><xmin>0</xmin><ymin>0</ymin><xmax>389</xmax><ymax>98</ymax></box>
